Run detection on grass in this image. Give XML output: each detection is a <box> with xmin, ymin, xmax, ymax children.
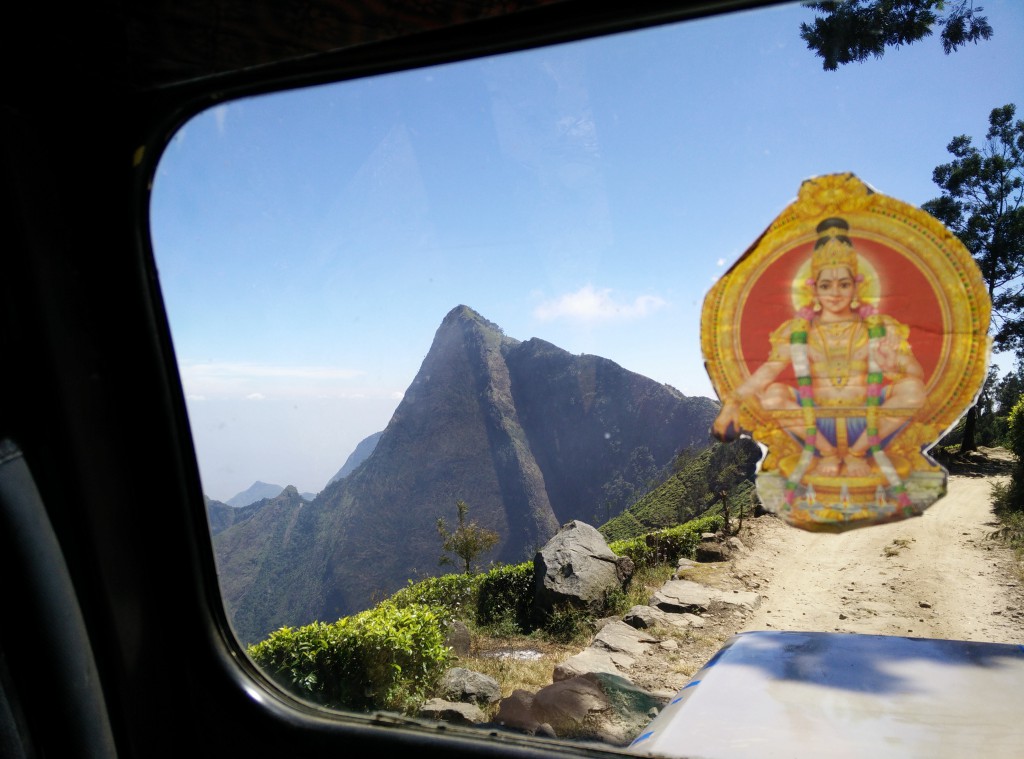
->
<box><xmin>453</xmin><ymin>636</ymin><xmax>578</xmax><ymax>720</ymax></box>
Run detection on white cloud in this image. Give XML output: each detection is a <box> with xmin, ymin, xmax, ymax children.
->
<box><xmin>717</xmin><ymin>258</ymin><xmax>726</xmax><ymax>267</ymax></box>
<box><xmin>533</xmin><ymin>285</ymin><xmax>666</xmax><ymax>323</ymax></box>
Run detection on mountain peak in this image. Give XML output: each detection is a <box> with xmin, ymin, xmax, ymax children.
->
<box><xmin>441</xmin><ymin>305</ymin><xmax>503</xmax><ymax>334</ymax></box>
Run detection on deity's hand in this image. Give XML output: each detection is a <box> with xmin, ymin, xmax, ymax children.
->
<box><xmin>712</xmin><ymin>400</ymin><xmax>742</xmax><ymax>442</ymax></box>
<box><xmin>869</xmin><ymin>331</ymin><xmax>904</xmax><ymax>374</ymax></box>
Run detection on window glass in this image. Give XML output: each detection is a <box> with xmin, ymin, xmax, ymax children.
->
<box><xmin>150</xmin><ymin>0</ymin><xmax>1024</xmax><ymax>750</ymax></box>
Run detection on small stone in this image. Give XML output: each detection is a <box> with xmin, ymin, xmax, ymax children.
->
<box><xmin>918</xmin><ymin>601</ymin><xmax>931</xmax><ymax>609</ymax></box>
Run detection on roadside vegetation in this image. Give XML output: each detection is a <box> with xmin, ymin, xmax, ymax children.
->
<box><xmin>247</xmin><ymin>510</ymin><xmax>724</xmax><ymax>716</ymax></box>
<box><xmin>990</xmin><ymin>395</ymin><xmax>1024</xmax><ymax>576</ymax></box>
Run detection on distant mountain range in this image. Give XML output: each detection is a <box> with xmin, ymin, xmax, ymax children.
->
<box><xmin>222</xmin><ymin>481</ymin><xmax>316</xmax><ymax>507</ymax></box>
<box><xmin>217</xmin><ymin>429</ymin><xmax>381</xmax><ymax>508</ymax></box>
<box><xmin>208</xmin><ymin>305</ymin><xmax>719</xmax><ymax>644</ymax></box>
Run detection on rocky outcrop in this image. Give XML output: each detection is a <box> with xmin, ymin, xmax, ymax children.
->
<box><xmin>650</xmin><ymin>579</ymin><xmax>761</xmax><ymax>615</ymax></box>
<box><xmin>427</xmin><ymin>548</ymin><xmax>764</xmax><ymax>747</ymax></box>
<box><xmin>532</xmin><ymin>521</ymin><xmax>634</xmax><ymax>618</ymax></box>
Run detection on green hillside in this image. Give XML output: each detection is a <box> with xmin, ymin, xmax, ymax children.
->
<box><xmin>599</xmin><ymin>438</ymin><xmax>761</xmax><ymax>543</ymax></box>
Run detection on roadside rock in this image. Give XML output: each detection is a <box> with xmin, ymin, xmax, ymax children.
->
<box><xmin>419</xmin><ymin>698</ymin><xmax>487</xmax><ymax>725</ymax></box>
<box><xmin>444</xmin><ymin>620</ymin><xmax>472</xmax><ymax>656</ymax></box>
<box><xmin>554</xmin><ymin>621</ymin><xmax>659</xmax><ymax>681</ymax></box>
<box><xmin>533</xmin><ymin>521</ymin><xmax>633</xmax><ymax>617</ymax></box>
<box><xmin>438</xmin><ymin>667</ymin><xmax>501</xmax><ymax>706</ymax></box>
<box><xmin>652</xmin><ymin>579</ymin><xmax>760</xmax><ymax>613</ymax></box>
<box><xmin>623</xmin><ymin>605</ymin><xmax>704</xmax><ymax>630</ymax></box>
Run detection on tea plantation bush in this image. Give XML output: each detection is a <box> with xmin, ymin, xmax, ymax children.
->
<box><xmin>248</xmin><ymin>601</ymin><xmax>451</xmax><ymax>712</ymax></box>
<box><xmin>475</xmin><ymin>561</ymin><xmax>534</xmax><ymax>633</ymax></box>
<box><xmin>389</xmin><ymin>573</ymin><xmax>479</xmax><ymax>623</ymax></box>
<box><xmin>609</xmin><ymin>513</ymin><xmax>723</xmax><ymax>571</ymax></box>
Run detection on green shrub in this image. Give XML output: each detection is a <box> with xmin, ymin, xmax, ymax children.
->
<box><xmin>248</xmin><ymin>601</ymin><xmax>452</xmax><ymax>713</ymax></box>
<box><xmin>389</xmin><ymin>574</ymin><xmax>480</xmax><ymax>623</ymax></box>
<box><xmin>1007</xmin><ymin>396</ymin><xmax>1024</xmax><ymax>461</ymax></box>
<box><xmin>475</xmin><ymin>561</ymin><xmax>534</xmax><ymax>633</ymax></box>
<box><xmin>609</xmin><ymin>514</ymin><xmax>723</xmax><ymax>571</ymax></box>
<box><xmin>996</xmin><ymin>397</ymin><xmax>1024</xmax><ymax>515</ymax></box>
<box><xmin>538</xmin><ymin>602</ymin><xmax>596</xmax><ymax>645</ymax></box>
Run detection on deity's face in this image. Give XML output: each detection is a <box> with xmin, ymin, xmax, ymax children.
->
<box><xmin>814</xmin><ymin>266</ymin><xmax>856</xmax><ymax>317</ymax></box>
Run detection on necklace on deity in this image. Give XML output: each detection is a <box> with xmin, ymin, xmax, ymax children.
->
<box><xmin>814</xmin><ymin>319</ymin><xmax>859</xmax><ymax>387</ymax></box>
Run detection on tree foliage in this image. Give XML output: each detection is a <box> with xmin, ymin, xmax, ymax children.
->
<box><xmin>598</xmin><ymin>445</ymin><xmax>660</xmax><ymax>523</ymax></box>
<box><xmin>800</xmin><ymin>1</ymin><xmax>993</xmax><ymax>70</ymax></box>
<box><xmin>923</xmin><ymin>104</ymin><xmax>1024</xmax><ymax>355</ymax></box>
<box><xmin>598</xmin><ymin>440</ymin><xmax>759</xmax><ymax>542</ymax></box>
<box><xmin>922</xmin><ymin>104</ymin><xmax>1024</xmax><ymax>451</ymax></box>
<box><xmin>436</xmin><ymin>499</ymin><xmax>500</xmax><ymax>574</ymax></box>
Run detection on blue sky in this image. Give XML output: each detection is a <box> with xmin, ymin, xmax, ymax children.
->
<box><xmin>150</xmin><ymin>1</ymin><xmax>1024</xmax><ymax>502</ymax></box>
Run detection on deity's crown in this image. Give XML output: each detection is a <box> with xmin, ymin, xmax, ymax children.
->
<box><xmin>811</xmin><ymin>220</ymin><xmax>858</xmax><ymax>279</ymax></box>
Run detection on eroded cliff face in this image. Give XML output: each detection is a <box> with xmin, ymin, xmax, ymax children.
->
<box><xmin>215</xmin><ymin>305</ymin><xmax>718</xmax><ymax>643</ymax></box>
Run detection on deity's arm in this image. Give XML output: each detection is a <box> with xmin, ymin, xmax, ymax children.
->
<box><xmin>713</xmin><ymin>357</ymin><xmax>789</xmax><ymax>441</ymax></box>
<box><xmin>734</xmin><ymin>357</ymin><xmax>790</xmax><ymax>401</ymax></box>
<box><xmin>873</xmin><ymin>316</ymin><xmax>924</xmax><ymax>380</ymax></box>
<box><xmin>712</xmin><ymin>320</ymin><xmax>799</xmax><ymax>442</ymax></box>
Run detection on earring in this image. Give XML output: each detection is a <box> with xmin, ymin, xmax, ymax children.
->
<box><xmin>850</xmin><ymin>297</ymin><xmax>860</xmax><ymax>309</ymax></box>
<box><xmin>813</xmin><ymin>299</ymin><xmax>822</xmax><ymax>312</ymax></box>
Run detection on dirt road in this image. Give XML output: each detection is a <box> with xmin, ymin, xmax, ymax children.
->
<box><xmin>731</xmin><ymin>447</ymin><xmax>1024</xmax><ymax>643</ymax></box>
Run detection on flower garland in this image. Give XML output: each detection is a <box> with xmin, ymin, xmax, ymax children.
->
<box><xmin>782</xmin><ymin>304</ymin><xmax>912</xmax><ymax>510</ymax></box>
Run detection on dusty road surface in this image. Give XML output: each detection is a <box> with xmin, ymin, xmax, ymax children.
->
<box><xmin>731</xmin><ymin>447</ymin><xmax>1024</xmax><ymax>643</ymax></box>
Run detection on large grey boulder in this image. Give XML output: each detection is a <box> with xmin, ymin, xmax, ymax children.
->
<box><xmin>532</xmin><ymin>521</ymin><xmax>633</xmax><ymax>618</ymax></box>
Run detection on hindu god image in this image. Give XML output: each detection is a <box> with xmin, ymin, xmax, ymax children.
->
<box><xmin>702</xmin><ymin>173</ymin><xmax>990</xmax><ymax>532</ymax></box>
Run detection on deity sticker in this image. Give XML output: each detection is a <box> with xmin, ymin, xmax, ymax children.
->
<box><xmin>702</xmin><ymin>173</ymin><xmax>991</xmax><ymax>532</ymax></box>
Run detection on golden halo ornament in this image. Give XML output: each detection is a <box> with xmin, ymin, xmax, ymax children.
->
<box><xmin>701</xmin><ymin>173</ymin><xmax>990</xmax><ymax>533</ymax></box>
